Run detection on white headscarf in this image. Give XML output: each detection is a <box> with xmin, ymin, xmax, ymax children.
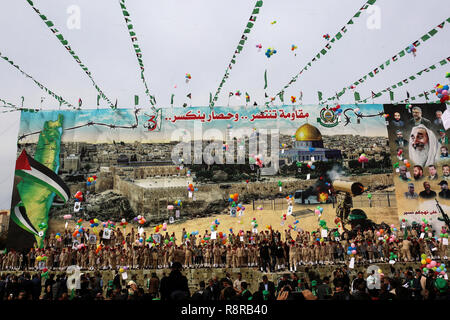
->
<box><xmin>409</xmin><ymin>124</ymin><xmax>441</xmax><ymax>167</ymax></box>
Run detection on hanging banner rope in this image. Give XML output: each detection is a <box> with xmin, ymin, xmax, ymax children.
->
<box><xmin>0</xmin><ymin>52</ymin><xmax>75</xmax><ymax>109</ymax></box>
<box><xmin>0</xmin><ymin>98</ymin><xmax>41</xmax><ymax>113</ymax></box>
<box><xmin>324</xmin><ymin>17</ymin><xmax>450</xmax><ymax>103</ymax></box>
<box><xmin>118</xmin><ymin>0</ymin><xmax>157</xmax><ymax>112</ymax></box>
<box><xmin>356</xmin><ymin>56</ymin><xmax>450</xmax><ymax>103</ymax></box>
<box><xmin>0</xmin><ymin>98</ymin><xmax>18</xmax><ymax>110</ymax></box>
<box><xmin>273</xmin><ymin>0</ymin><xmax>377</xmax><ymax>101</ymax></box>
<box><xmin>25</xmin><ymin>0</ymin><xmax>115</xmax><ymax>109</ymax></box>
<box><xmin>210</xmin><ymin>0</ymin><xmax>264</xmax><ymax>108</ymax></box>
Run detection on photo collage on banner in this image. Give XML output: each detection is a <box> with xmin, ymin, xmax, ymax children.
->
<box><xmin>384</xmin><ymin>103</ymin><xmax>449</xmax><ymax>229</ymax></box>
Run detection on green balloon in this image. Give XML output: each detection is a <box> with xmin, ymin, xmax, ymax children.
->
<box><xmin>164</xmin><ymin>239</ymin><xmax>169</xmax><ymax>244</ymax></box>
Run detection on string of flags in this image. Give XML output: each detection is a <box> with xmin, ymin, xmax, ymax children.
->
<box><xmin>0</xmin><ymin>52</ymin><xmax>75</xmax><ymax>109</ymax></box>
<box><xmin>393</xmin><ymin>87</ymin><xmax>439</xmax><ymax>105</ymax></box>
<box><xmin>355</xmin><ymin>56</ymin><xmax>450</xmax><ymax>103</ymax></box>
<box><xmin>210</xmin><ymin>0</ymin><xmax>264</xmax><ymax>108</ymax></box>
<box><xmin>118</xmin><ymin>0</ymin><xmax>157</xmax><ymax>112</ymax></box>
<box><xmin>25</xmin><ymin>0</ymin><xmax>116</xmax><ymax>109</ymax></box>
<box><xmin>323</xmin><ymin>17</ymin><xmax>450</xmax><ymax>103</ymax></box>
<box><xmin>5</xmin><ymin>1</ymin><xmax>446</xmax><ymax>111</ymax></box>
<box><xmin>0</xmin><ymin>97</ymin><xmax>40</xmax><ymax>114</ymax></box>
<box><xmin>273</xmin><ymin>0</ymin><xmax>377</xmax><ymax>100</ymax></box>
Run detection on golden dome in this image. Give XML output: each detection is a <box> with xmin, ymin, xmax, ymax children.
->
<box><xmin>295</xmin><ymin>123</ymin><xmax>323</xmax><ymax>141</ymax></box>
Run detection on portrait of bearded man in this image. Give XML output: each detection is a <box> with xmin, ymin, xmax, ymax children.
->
<box><xmin>409</xmin><ymin>124</ymin><xmax>441</xmax><ymax>167</ymax></box>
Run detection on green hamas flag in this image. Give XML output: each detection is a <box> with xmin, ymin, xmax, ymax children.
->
<box><xmin>134</xmin><ymin>95</ymin><xmax>139</xmax><ymax>106</ymax></box>
<box><xmin>209</xmin><ymin>93</ymin><xmax>212</xmax><ymax>104</ymax></box>
<box><xmin>264</xmin><ymin>69</ymin><xmax>267</xmax><ymax>89</ymax></box>
<box><xmin>318</xmin><ymin>91</ymin><xmax>323</xmax><ymax>102</ymax></box>
<box><xmin>390</xmin><ymin>91</ymin><xmax>394</xmax><ymax>101</ymax></box>
<box><xmin>170</xmin><ymin>94</ymin><xmax>174</xmax><ymax>105</ymax></box>
<box><xmin>354</xmin><ymin>91</ymin><xmax>361</xmax><ymax>101</ymax></box>
<box><xmin>97</xmin><ymin>95</ymin><xmax>100</xmax><ymax>106</ymax></box>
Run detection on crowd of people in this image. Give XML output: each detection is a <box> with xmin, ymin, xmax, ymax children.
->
<box><xmin>1</xmin><ymin>221</ymin><xmax>449</xmax><ymax>301</ymax></box>
<box><xmin>1</xmin><ymin>223</ymin><xmax>448</xmax><ymax>272</ymax></box>
<box><xmin>0</xmin><ymin>262</ymin><xmax>448</xmax><ymax>301</ymax></box>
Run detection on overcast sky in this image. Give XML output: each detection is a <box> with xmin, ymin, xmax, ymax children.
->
<box><xmin>0</xmin><ymin>0</ymin><xmax>449</xmax><ymax>209</ymax></box>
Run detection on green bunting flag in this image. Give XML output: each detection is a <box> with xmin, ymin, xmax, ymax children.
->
<box><xmin>323</xmin><ymin>19</ymin><xmax>450</xmax><ymax>102</ymax></box>
<box><xmin>318</xmin><ymin>91</ymin><xmax>323</xmax><ymax>102</ymax></box>
<box><xmin>390</xmin><ymin>91</ymin><xmax>394</xmax><ymax>101</ymax></box>
<box><xmin>0</xmin><ymin>52</ymin><xmax>75</xmax><ymax>110</ymax></box>
<box><xmin>210</xmin><ymin>0</ymin><xmax>264</xmax><ymax>108</ymax></box>
<box><xmin>354</xmin><ymin>91</ymin><xmax>361</xmax><ymax>102</ymax></box>
<box><xmin>171</xmin><ymin>94</ymin><xmax>175</xmax><ymax>105</ymax></box>
<box><xmin>97</xmin><ymin>95</ymin><xmax>101</xmax><ymax>106</ymax></box>
<box><xmin>26</xmin><ymin>0</ymin><xmax>115</xmax><ymax>109</ymax></box>
<box><xmin>278</xmin><ymin>91</ymin><xmax>284</xmax><ymax>103</ymax></box>
<box><xmin>209</xmin><ymin>93</ymin><xmax>212</xmax><ymax>104</ymax></box>
<box><xmin>264</xmin><ymin>69</ymin><xmax>267</xmax><ymax>89</ymax></box>
<box><xmin>134</xmin><ymin>95</ymin><xmax>139</xmax><ymax>106</ymax></box>
<box><xmin>118</xmin><ymin>0</ymin><xmax>156</xmax><ymax>112</ymax></box>
<box><xmin>271</xmin><ymin>0</ymin><xmax>378</xmax><ymax>99</ymax></box>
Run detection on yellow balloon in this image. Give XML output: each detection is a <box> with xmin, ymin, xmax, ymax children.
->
<box><xmin>119</xmin><ymin>268</ymin><xmax>124</xmax><ymax>273</ymax></box>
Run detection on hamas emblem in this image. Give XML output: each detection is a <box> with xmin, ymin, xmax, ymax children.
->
<box><xmin>317</xmin><ymin>107</ymin><xmax>339</xmax><ymax>128</ymax></box>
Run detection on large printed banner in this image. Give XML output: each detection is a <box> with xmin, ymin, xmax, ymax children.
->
<box><xmin>384</xmin><ymin>103</ymin><xmax>450</xmax><ymax>229</ymax></box>
<box><xmin>4</xmin><ymin>104</ymin><xmax>417</xmax><ymax>249</ymax></box>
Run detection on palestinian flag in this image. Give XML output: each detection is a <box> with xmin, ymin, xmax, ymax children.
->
<box><xmin>371</xmin><ymin>91</ymin><xmax>376</xmax><ymax>98</ymax></box>
<box><xmin>187</xmin><ymin>93</ymin><xmax>192</xmax><ymax>99</ymax></box>
<box><xmin>78</xmin><ymin>98</ymin><xmax>82</xmax><ymax>107</ymax></box>
<box><xmin>11</xmin><ymin>150</ymin><xmax>70</xmax><ymax>236</ymax></box>
<box><xmin>229</xmin><ymin>92</ymin><xmax>234</xmax><ymax>97</ymax></box>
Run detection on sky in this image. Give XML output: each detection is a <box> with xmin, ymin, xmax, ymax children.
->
<box><xmin>0</xmin><ymin>0</ymin><xmax>449</xmax><ymax>209</ymax></box>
